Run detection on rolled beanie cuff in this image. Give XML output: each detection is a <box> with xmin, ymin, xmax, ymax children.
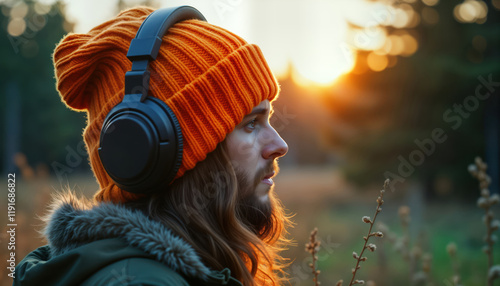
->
<box><xmin>164</xmin><ymin>43</ymin><xmax>280</xmax><ymax>179</ymax></box>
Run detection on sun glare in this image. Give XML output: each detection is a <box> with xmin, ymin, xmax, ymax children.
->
<box><xmin>290</xmin><ymin>43</ymin><xmax>356</xmax><ymax>88</ymax></box>
<box><xmin>271</xmin><ymin>0</ymin><xmax>358</xmax><ymax>88</ymax></box>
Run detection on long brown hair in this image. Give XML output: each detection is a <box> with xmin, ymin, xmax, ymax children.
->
<box><xmin>128</xmin><ymin>140</ymin><xmax>294</xmax><ymax>285</ymax></box>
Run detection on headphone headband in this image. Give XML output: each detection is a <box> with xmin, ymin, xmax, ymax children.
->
<box><xmin>124</xmin><ymin>6</ymin><xmax>207</xmax><ymax>101</ymax></box>
<box><xmin>127</xmin><ymin>6</ymin><xmax>206</xmax><ymax>62</ymax></box>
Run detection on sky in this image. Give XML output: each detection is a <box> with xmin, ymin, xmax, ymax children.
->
<box><xmin>58</xmin><ymin>0</ymin><xmax>391</xmax><ymax>86</ymax></box>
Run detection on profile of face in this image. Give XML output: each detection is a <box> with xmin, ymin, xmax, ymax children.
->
<box><xmin>225</xmin><ymin>99</ymin><xmax>288</xmax><ymax>232</ymax></box>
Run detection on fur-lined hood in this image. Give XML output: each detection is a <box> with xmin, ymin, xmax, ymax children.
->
<box><xmin>15</xmin><ymin>192</ymin><xmax>242</xmax><ymax>286</ymax></box>
<box><xmin>43</xmin><ymin>192</ymin><xmax>211</xmax><ymax>279</ymax></box>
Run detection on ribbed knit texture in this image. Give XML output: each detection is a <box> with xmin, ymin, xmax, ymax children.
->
<box><xmin>53</xmin><ymin>7</ymin><xmax>279</xmax><ymax>203</ymax></box>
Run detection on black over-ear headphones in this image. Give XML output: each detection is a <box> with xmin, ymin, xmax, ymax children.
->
<box><xmin>98</xmin><ymin>6</ymin><xmax>207</xmax><ymax>195</ymax></box>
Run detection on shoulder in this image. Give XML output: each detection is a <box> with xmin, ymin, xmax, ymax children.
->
<box><xmin>81</xmin><ymin>257</ymin><xmax>190</xmax><ymax>286</ymax></box>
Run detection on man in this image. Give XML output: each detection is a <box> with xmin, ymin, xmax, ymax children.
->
<box><xmin>14</xmin><ymin>6</ymin><xmax>292</xmax><ymax>286</ymax></box>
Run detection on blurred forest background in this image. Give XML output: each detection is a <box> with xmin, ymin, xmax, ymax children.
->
<box><xmin>1</xmin><ymin>0</ymin><xmax>500</xmax><ymax>285</ymax></box>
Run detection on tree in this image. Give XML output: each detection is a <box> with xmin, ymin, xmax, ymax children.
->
<box><xmin>1</xmin><ymin>0</ymin><xmax>87</xmax><ymax>175</ymax></box>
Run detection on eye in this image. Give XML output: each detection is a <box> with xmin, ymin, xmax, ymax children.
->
<box><xmin>245</xmin><ymin>119</ymin><xmax>257</xmax><ymax>132</ymax></box>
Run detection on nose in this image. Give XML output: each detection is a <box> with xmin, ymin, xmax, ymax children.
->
<box><xmin>261</xmin><ymin>127</ymin><xmax>288</xmax><ymax>160</ymax></box>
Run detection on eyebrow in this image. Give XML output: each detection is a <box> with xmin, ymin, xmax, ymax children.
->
<box><xmin>243</xmin><ymin>106</ymin><xmax>274</xmax><ymax>118</ymax></box>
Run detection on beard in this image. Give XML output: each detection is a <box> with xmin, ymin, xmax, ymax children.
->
<box><xmin>235</xmin><ymin>160</ymin><xmax>278</xmax><ymax>236</ymax></box>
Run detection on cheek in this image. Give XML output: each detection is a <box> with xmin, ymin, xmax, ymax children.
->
<box><xmin>227</xmin><ymin>136</ymin><xmax>261</xmax><ymax>167</ymax></box>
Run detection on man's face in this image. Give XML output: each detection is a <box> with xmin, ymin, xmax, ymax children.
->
<box><xmin>226</xmin><ymin>99</ymin><xmax>288</xmax><ymax>204</ymax></box>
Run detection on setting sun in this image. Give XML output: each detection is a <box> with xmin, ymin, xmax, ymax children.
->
<box><xmin>289</xmin><ymin>43</ymin><xmax>356</xmax><ymax>88</ymax></box>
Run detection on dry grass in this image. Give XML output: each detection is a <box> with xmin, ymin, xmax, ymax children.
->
<box><xmin>3</xmin><ymin>158</ymin><xmax>500</xmax><ymax>286</ymax></box>
<box><xmin>296</xmin><ymin>157</ymin><xmax>500</xmax><ymax>286</ymax></box>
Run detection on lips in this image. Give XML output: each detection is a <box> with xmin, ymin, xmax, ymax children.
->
<box><xmin>263</xmin><ymin>171</ymin><xmax>275</xmax><ymax>180</ymax></box>
<box><xmin>261</xmin><ymin>171</ymin><xmax>275</xmax><ymax>186</ymax></box>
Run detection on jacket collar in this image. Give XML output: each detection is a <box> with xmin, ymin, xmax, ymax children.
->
<box><xmin>43</xmin><ymin>192</ymin><xmax>213</xmax><ymax>281</ymax></box>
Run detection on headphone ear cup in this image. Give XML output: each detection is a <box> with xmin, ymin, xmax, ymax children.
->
<box><xmin>98</xmin><ymin>6</ymin><xmax>205</xmax><ymax>195</ymax></box>
<box><xmin>98</xmin><ymin>97</ymin><xmax>183</xmax><ymax>194</ymax></box>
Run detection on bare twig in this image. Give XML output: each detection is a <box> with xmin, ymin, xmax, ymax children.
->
<box><xmin>469</xmin><ymin>157</ymin><xmax>499</xmax><ymax>286</ymax></box>
<box><xmin>305</xmin><ymin>227</ymin><xmax>321</xmax><ymax>286</ymax></box>
<box><xmin>348</xmin><ymin>179</ymin><xmax>388</xmax><ymax>285</ymax></box>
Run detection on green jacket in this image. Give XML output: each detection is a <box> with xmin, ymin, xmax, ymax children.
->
<box><xmin>14</xmin><ymin>193</ymin><xmax>242</xmax><ymax>286</ymax></box>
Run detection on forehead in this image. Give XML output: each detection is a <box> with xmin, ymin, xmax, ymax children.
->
<box><xmin>255</xmin><ymin>99</ymin><xmax>270</xmax><ymax>109</ymax></box>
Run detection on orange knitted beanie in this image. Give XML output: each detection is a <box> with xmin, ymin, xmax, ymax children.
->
<box><xmin>53</xmin><ymin>7</ymin><xmax>279</xmax><ymax>203</ymax></box>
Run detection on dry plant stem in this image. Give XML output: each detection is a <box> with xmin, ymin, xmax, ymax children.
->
<box><xmin>475</xmin><ymin>159</ymin><xmax>494</xmax><ymax>268</ymax></box>
<box><xmin>310</xmin><ymin>244</ymin><xmax>319</xmax><ymax>286</ymax></box>
<box><xmin>306</xmin><ymin>228</ymin><xmax>321</xmax><ymax>286</ymax></box>
<box><xmin>348</xmin><ymin>179</ymin><xmax>388</xmax><ymax>286</ymax></box>
<box><xmin>311</xmin><ymin>260</ymin><xmax>319</xmax><ymax>285</ymax></box>
<box><xmin>468</xmin><ymin>156</ymin><xmax>499</xmax><ymax>286</ymax></box>
<box><xmin>484</xmin><ymin>205</ymin><xmax>496</xmax><ymax>286</ymax></box>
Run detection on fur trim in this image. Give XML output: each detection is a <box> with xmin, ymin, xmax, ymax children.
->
<box><xmin>42</xmin><ymin>192</ymin><xmax>211</xmax><ymax>280</ymax></box>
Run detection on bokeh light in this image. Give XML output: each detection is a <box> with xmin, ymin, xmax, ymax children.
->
<box><xmin>455</xmin><ymin>3</ymin><xmax>475</xmax><ymax>22</ymax></box>
<box><xmin>393</xmin><ymin>7</ymin><xmax>411</xmax><ymax>28</ymax></box>
<box><xmin>422</xmin><ymin>7</ymin><xmax>440</xmax><ymax>25</ymax></box>
<box><xmin>493</xmin><ymin>0</ymin><xmax>500</xmax><ymax>10</ymax></box>
<box><xmin>406</xmin><ymin>9</ymin><xmax>421</xmax><ymax>28</ymax></box>
<box><xmin>454</xmin><ymin>0</ymin><xmax>488</xmax><ymax>24</ymax></box>
<box><xmin>375</xmin><ymin>38</ymin><xmax>391</xmax><ymax>55</ymax></box>
<box><xmin>9</xmin><ymin>1</ymin><xmax>28</xmax><ymax>18</ymax></box>
<box><xmin>367</xmin><ymin>52</ymin><xmax>388</xmax><ymax>72</ymax></box>
<box><xmin>387</xmin><ymin>35</ymin><xmax>405</xmax><ymax>56</ymax></box>
<box><xmin>7</xmin><ymin>17</ymin><xmax>26</xmax><ymax>37</ymax></box>
<box><xmin>400</xmin><ymin>33</ymin><xmax>418</xmax><ymax>56</ymax></box>
<box><xmin>422</xmin><ymin>0</ymin><xmax>439</xmax><ymax>6</ymax></box>
<box><xmin>34</xmin><ymin>2</ymin><xmax>52</xmax><ymax>15</ymax></box>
